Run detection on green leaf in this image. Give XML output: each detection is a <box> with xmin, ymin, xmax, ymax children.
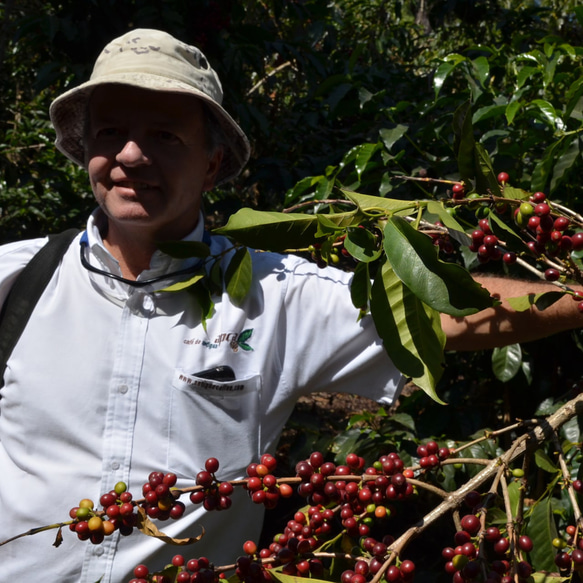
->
<box><xmin>379</xmin><ymin>125</ymin><xmax>409</xmax><ymax>152</ymax></box>
<box><xmin>507</xmin><ymin>291</ymin><xmax>567</xmax><ymax>312</ymax></box>
<box><xmin>370</xmin><ymin>258</ymin><xmax>446</xmax><ymax>402</ymax></box>
<box><xmin>344</xmin><ymin>227</ymin><xmax>382</xmax><ymax>262</ymax></box>
<box><xmin>383</xmin><ymin>216</ymin><xmax>495</xmax><ymax>317</ymax></box>
<box><xmin>474</xmin><ymin>142</ymin><xmax>502</xmax><ymax>196</ymax></box>
<box><xmin>350</xmin><ymin>262</ymin><xmax>371</xmax><ymax>311</ymax></box>
<box><xmin>487</xmin><ymin>213</ymin><xmax>529</xmax><ymax>253</ymax></box>
<box><xmin>471</xmin><ymin>56</ymin><xmax>489</xmax><ymax>87</ymax></box>
<box><xmin>531</xmin><ymin>99</ymin><xmax>564</xmax><ymax>130</ymax></box>
<box><xmin>268</xmin><ymin>568</ymin><xmax>330</xmax><ymax>583</ymax></box>
<box><xmin>453</xmin><ymin>101</ymin><xmax>476</xmax><ymax>184</ymax></box>
<box><xmin>526</xmin><ymin>495</ymin><xmax>560</xmax><ymax>572</ymax></box>
<box><xmin>156</xmin><ymin>240</ymin><xmax>211</xmax><ymax>259</ymax></box>
<box><xmin>425</xmin><ymin>201</ymin><xmax>466</xmax><ymax>235</ymax></box>
<box><xmin>550</xmin><ymin>136</ymin><xmax>580</xmax><ymax>193</ymax></box>
<box><xmin>158</xmin><ymin>273</ymin><xmax>205</xmax><ymax>293</ymax></box>
<box><xmin>531</xmin><ymin>139</ymin><xmax>563</xmax><ymax>194</ymax></box>
<box><xmin>491</xmin><ymin>344</ymin><xmax>522</xmax><ymax>382</ymax></box>
<box><xmin>189</xmin><ymin>283</ymin><xmax>214</xmax><ymax>331</ymax></box>
<box><xmin>501</xmin><ymin>185</ymin><xmax>530</xmax><ymax>201</ymax></box>
<box><xmin>341</xmin><ymin>189</ymin><xmax>418</xmax><ymax>215</ymax></box>
<box><xmin>224</xmin><ymin>247</ymin><xmax>252</xmax><ymax>306</ymax></box>
<box><xmin>531</xmin><ymin>574</ymin><xmax>568</xmax><ymax>583</ymax></box>
<box><xmin>316</xmin><ymin>214</ymin><xmax>346</xmax><ymax>237</ymax></box>
<box><xmin>533</xmin><ymin>448</ymin><xmax>558</xmax><ymax>474</ymax></box>
<box><xmin>505</xmin><ymin>100</ymin><xmax>522</xmax><ymax>124</ymax></box>
<box><xmin>354</xmin><ymin>143</ymin><xmax>379</xmax><ymax>179</ymax></box>
<box><xmin>215</xmin><ymin>208</ymin><xmax>356</xmax><ymax>251</ymax></box>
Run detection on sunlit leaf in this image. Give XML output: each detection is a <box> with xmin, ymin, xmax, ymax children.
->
<box><xmin>379</xmin><ymin>125</ymin><xmax>409</xmax><ymax>152</ymax></box>
<box><xmin>158</xmin><ymin>273</ymin><xmax>205</xmax><ymax>292</ymax></box>
<box><xmin>507</xmin><ymin>291</ymin><xmax>566</xmax><ymax>312</ymax></box>
<box><xmin>492</xmin><ymin>343</ymin><xmax>522</xmax><ymax>382</ymax></box>
<box><xmin>383</xmin><ymin>216</ymin><xmax>495</xmax><ymax>317</ymax></box>
<box><xmin>215</xmin><ymin>208</ymin><xmax>356</xmax><ymax>251</ymax></box>
<box><xmin>342</xmin><ymin>189</ymin><xmax>419</xmax><ymax>215</ymax></box>
<box><xmin>370</xmin><ymin>257</ymin><xmax>445</xmax><ymax>402</ymax></box>
<box><xmin>224</xmin><ymin>247</ymin><xmax>252</xmax><ymax>306</ymax></box>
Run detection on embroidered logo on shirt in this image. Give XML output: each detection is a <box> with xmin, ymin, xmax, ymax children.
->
<box><xmin>183</xmin><ymin>329</ymin><xmax>254</xmax><ymax>352</ymax></box>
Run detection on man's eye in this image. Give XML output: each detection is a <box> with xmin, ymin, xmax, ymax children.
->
<box><xmin>157</xmin><ymin>131</ymin><xmax>180</xmax><ymax>143</ymax></box>
<box><xmin>96</xmin><ymin>127</ymin><xmax>121</xmax><ymax>138</ymax></box>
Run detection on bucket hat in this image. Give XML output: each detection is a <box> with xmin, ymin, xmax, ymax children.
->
<box><xmin>49</xmin><ymin>29</ymin><xmax>250</xmax><ymax>185</ymax></box>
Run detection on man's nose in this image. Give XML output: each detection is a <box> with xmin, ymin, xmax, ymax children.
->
<box><xmin>116</xmin><ymin>139</ymin><xmax>151</xmax><ymax>166</ymax></box>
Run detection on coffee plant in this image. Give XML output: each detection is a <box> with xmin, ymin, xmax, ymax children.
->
<box><xmin>3</xmin><ymin>102</ymin><xmax>583</xmax><ymax>581</ymax></box>
<box><xmin>2</xmin><ymin>392</ymin><xmax>582</xmax><ymax>583</ymax></box>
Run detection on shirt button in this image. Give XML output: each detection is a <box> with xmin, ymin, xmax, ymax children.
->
<box><xmin>142</xmin><ymin>294</ymin><xmax>155</xmax><ymax>314</ymax></box>
<box><xmin>119</xmin><ymin>384</ymin><xmax>129</xmax><ymax>394</ymax></box>
<box><xmin>94</xmin><ymin>546</ymin><xmax>104</xmax><ymax>556</ymax></box>
<box><xmin>111</xmin><ymin>461</ymin><xmax>120</xmax><ymax>471</ymax></box>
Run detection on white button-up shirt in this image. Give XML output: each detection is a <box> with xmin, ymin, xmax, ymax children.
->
<box><xmin>0</xmin><ymin>211</ymin><xmax>403</xmax><ymax>583</ymax></box>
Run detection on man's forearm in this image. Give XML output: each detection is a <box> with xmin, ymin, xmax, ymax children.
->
<box><xmin>441</xmin><ymin>275</ymin><xmax>583</xmax><ymax>351</ymax></box>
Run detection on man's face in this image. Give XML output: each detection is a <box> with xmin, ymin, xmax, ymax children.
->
<box><xmin>85</xmin><ymin>85</ymin><xmax>223</xmax><ymax>241</ymax></box>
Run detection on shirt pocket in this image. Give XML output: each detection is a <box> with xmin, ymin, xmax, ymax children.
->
<box><xmin>167</xmin><ymin>369</ymin><xmax>262</xmax><ymax>480</ymax></box>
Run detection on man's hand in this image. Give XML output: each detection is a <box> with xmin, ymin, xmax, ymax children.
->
<box><xmin>441</xmin><ymin>275</ymin><xmax>583</xmax><ymax>351</ymax></box>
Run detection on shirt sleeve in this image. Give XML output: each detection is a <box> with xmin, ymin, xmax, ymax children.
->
<box><xmin>0</xmin><ymin>238</ymin><xmax>47</xmax><ymax>309</ymax></box>
<box><xmin>278</xmin><ymin>258</ymin><xmax>405</xmax><ymax>406</ymax></box>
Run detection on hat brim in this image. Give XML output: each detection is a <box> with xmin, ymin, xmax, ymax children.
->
<box><xmin>49</xmin><ymin>74</ymin><xmax>251</xmax><ymax>186</ymax></box>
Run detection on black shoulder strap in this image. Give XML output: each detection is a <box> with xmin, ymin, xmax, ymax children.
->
<box><xmin>0</xmin><ymin>228</ymin><xmax>80</xmax><ymax>387</ymax></box>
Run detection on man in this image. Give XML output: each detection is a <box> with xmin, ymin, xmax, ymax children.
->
<box><xmin>0</xmin><ymin>29</ymin><xmax>580</xmax><ymax>583</ymax></box>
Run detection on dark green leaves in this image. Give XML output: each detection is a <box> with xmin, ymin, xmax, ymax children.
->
<box><xmin>371</xmin><ymin>258</ymin><xmax>446</xmax><ymax>402</ymax></box>
<box><xmin>215</xmin><ymin>208</ymin><xmax>356</xmax><ymax>251</ymax></box>
<box><xmin>383</xmin><ymin>216</ymin><xmax>496</xmax><ymax>317</ymax></box>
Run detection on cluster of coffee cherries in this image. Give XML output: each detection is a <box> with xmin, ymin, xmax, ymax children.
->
<box><xmin>68</xmin><ymin>481</ymin><xmax>136</xmax><ymax>544</ymax></box>
<box><xmin>550</xmin><ymin>523</ymin><xmax>583</xmax><ymax>574</ymax></box>
<box><xmin>456</xmin><ymin>173</ymin><xmax>583</xmax><ymax>285</ymax></box>
<box><xmin>189</xmin><ymin>457</ymin><xmax>235</xmax><ymax>511</ymax></box>
<box><xmin>341</xmin><ymin>536</ymin><xmax>415</xmax><ymax>583</ymax></box>
<box><xmin>244</xmin><ymin>453</ymin><xmax>293</xmax><ymax>509</ymax></box>
<box><xmin>441</xmin><ymin>491</ymin><xmax>536</xmax><ymax>582</ymax></box>
<box><xmin>416</xmin><ymin>439</ymin><xmax>451</xmax><ymax>470</ymax></box>
<box><xmin>140</xmin><ymin>471</ymin><xmax>185</xmax><ymax>521</ymax></box>
<box><xmin>129</xmin><ymin>555</ymin><xmax>219</xmax><ymax>583</ymax></box>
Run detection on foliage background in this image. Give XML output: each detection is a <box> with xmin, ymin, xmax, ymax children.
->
<box><xmin>2</xmin><ymin>1</ymin><xmax>583</xmax><ymax>578</ymax></box>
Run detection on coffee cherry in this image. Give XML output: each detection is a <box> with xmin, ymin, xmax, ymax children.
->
<box><xmin>460</xmin><ymin>514</ymin><xmax>480</xmax><ymax>535</ymax></box>
<box><xmin>196</xmin><ymin>470</ymin><xmax>214</xmax><ymax>488</ymax></box>
<box><xmin>545</xmin><ymin>268</ymin><xmax>560</xmax><ymax>282</ymax></box>
<box><xmin>205</xmin><ymin>458</ymin><xmax>220</xmax><ymax>473</ymax></box>
<box><xmin>452</xmin><ymin>183</ymin><xmax>465</xmax><ymax>200</ymax></box>
<box><xmin>572</xmin><ymin>232</ymin><xmax>583</xmax><ymax>251</ymax></box>
<box><xmin>134</xmin><ymin>565</ymin><xmax>149</xmax><ymax>578</ymax></box>
<box><xmin>243</xmin><ymin>540</ymin><xmax>258</xmax><ymax>555</ymax></box>
<box><xmin>518</xmin><ymin>535</ymin><xmax>533</xmax><ymax>552</ymax></box>
<box><xmin>503</xmin><ymin>251</ymin><xmax>517</xmax><ymax>264</ymax></box>
<box><xmin>531</xmin><ymin>191</ymin><xmax>547</xmax><ymax>203</ymax></box>
<box><xmin>497</xmin><ymin>172</ymin><xmax>509</xmax><ymax>184</ymax></box>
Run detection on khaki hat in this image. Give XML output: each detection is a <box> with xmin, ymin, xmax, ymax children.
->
<box><xmin>49</xmin><ymin>29</ymin><xmax>250</xmax><ymax>185</ymax></box>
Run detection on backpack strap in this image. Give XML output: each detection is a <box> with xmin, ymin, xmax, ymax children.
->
<box><xmin>0</xmin><ymin>228</ymin><xmax>80</xmax><ymax>388</ymax></box>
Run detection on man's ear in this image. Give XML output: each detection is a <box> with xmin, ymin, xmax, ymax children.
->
<box><xmin>202</xmin><ymin>148</ymin><xmax>224</xmax><ymax>192</ymax></box>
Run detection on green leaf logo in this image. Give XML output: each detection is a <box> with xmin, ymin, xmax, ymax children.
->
<box><xmin>232</xmin><ymin>328</ymin><xmax>254</xmax><ymax>352</ymax></box>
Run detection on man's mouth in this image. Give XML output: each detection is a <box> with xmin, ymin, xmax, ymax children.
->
<box><xmin>115</xmin><ymin>181</ymin><xmax>154</xmax><ymax>190</ymax></box>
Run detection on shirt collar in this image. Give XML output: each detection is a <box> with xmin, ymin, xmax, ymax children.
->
<box><xmin>83</xmin><ymin>209</ymin><xmax>207</xmax><ymax>295</ymax></box>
